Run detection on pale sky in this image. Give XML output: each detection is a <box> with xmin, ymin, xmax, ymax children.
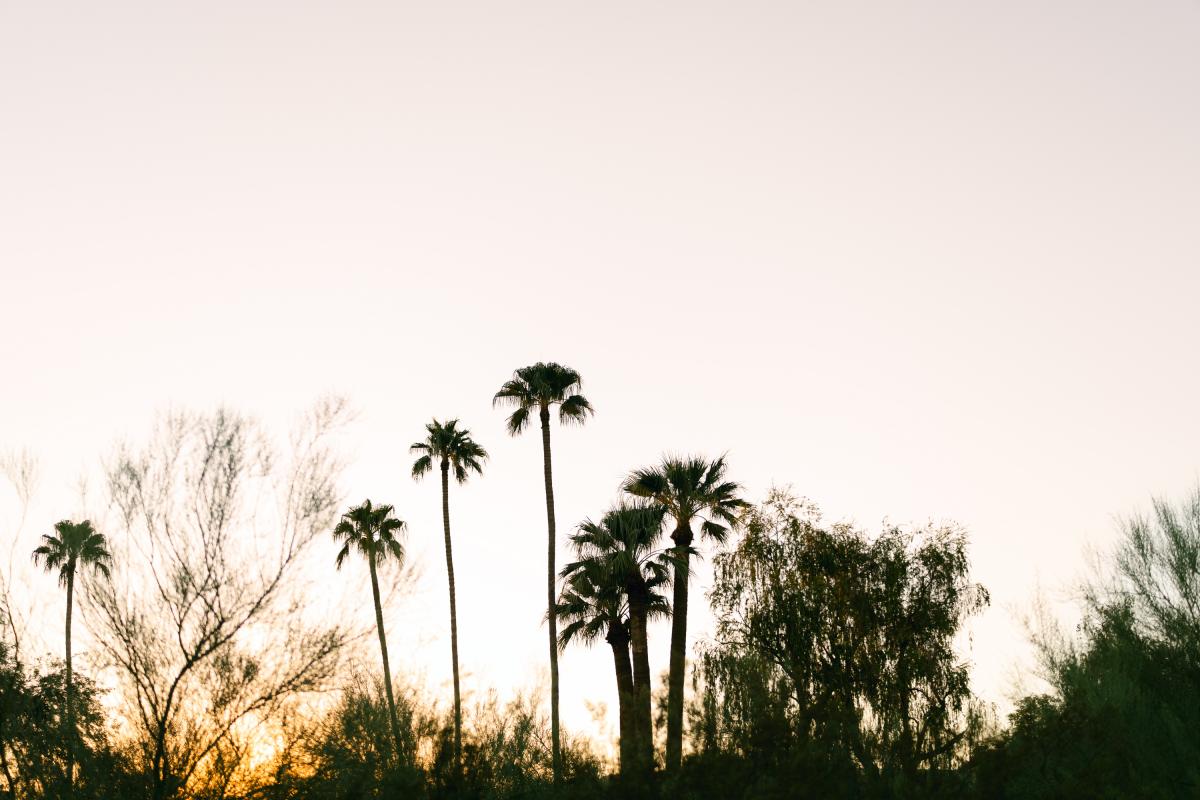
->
<box><xmin>2</xmin><ymin>0</ymin><xmax>1199</xmax><ymax>747</ymax></box>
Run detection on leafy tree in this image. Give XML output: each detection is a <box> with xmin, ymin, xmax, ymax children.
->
<box><xmin>411</xmin><ymin>417</ymin><xmax>488</xmax><ymax>774</ymax></box>
<box><xmin>31</xmin><ymin>519</ymin><xmax>111</xmax><ymax>795</ymax></box>
<box><xmin>333</xmin><ymin>499</ymin><xmax>409</xmax><ymax>759</ymax></box>
<box><xmin>623</xmin><ymin>455</ymin><xmax>745</xmax><ymax>771</ymax></box>
<box><xmin>0</xmin><ymin>644</ymin><xmax>135</xmax><ymax>800</ymax></box>
<box><xmin>494</xmin><ymin>362</ymin><xmax>593</xmax><ymax>782</ymax></box>
<box><xmin>696</xmin><ymin>490</ymin><xmax>987</xmax><ymax>794</ymax></box>
<box><xmin>971</xmin><ymin>489</ymin><xmax>1200</xmax><ymax>799</ymax></box>
<box><xmin>562</xmin><ymin>503</ymin><xmax>672</xmax><ymax>778</ymax></box>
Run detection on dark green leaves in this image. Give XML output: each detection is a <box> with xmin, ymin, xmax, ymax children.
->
<box><xmin>409</xmin><ymin>418</ymin><xmax>487</xmax><ymax>486</ymax></box>
<box><xmin>32</xmin><ymin>519</ymin><xmax>112</xmax><ymax>587</ymax></box>
<box><xmin>492</xmin><ymin>362</ymin><xmax>593</xmax><ymax>437</ymax></box>
<box><xmin>622</xmin><ymin>454</ymin><xmax>746</xmax><ymax>536</ymax></box>
<box><xmin>332</xmin><ymin>500</ymin><xmax>408</xmax><ymax>570</ymax></box>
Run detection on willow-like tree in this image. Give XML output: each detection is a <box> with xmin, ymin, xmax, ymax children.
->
<box><xmin>411</xmin><ymin>418</ymin><xmax>487</xmax><ymax>773</ymax></box>
<box><xmin>623</xmin><ymin>456</ymin><xmax>745</xmax><ymax>771</ymax></box>
<box><xmin>561</xmin><ymin>502</ymin><xmax>671</xmax><ymax>778</ymax></box>
<box><xmin>332</xmin><ymin>500</ymin><xmax>407</xmax><ymax>757</ymax></box>
<box><xmin>32</xmin><ymin>519</ymin><xmax>111</xmax><ymax>795</ymax></box>
<box><xmin>493</xmin><ymin>362</ymin><xmax>593</xmax><ymax>782</ymax></box>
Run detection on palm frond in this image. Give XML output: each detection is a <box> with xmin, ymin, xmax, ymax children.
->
<box><xmin>558</xmin><ymin>394</ymin><xmax>593</xmax><ymax>425</ymax></box>
<box><xmin>411</xmin><ymin>454</ymin><xmax>434</xmax><ymax>480</ymax></box>
<box><xmin>332</xmin><ymin>500</ymin><xmax>407</xmax><ymax>570</ymax></box>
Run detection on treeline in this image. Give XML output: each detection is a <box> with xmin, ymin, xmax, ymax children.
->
<box><xmin>0</xmin><ymin>364</ymin><xmax>1197</xmax><ymax>798</ymax></box>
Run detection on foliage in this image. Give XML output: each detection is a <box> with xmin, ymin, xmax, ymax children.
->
<box><xmin>262</xmin><ymin>676</ymin><xmax>604</xmax><ymax>800</ymax></box>
<box><xmin>970</xmin><ymin>490</ymin><xmax>1200</xmax><ymax>799</ymax></box>
<box><xmin>410</xmin><ymin>418</ymin><xmax>488</xmax><ymax>484</ymax></box>
<box><xmin>492</xmin><ymin>363</ymin><xmax>593</xmax><ymax>435</ymax></box>
<box><xmin>692</xmin><ymin>490</ymin><xmax>989</xmax><ymax>796</ymax></box>
<box><xmin>0</xmin><ymin>645</ymin><xmax>137</xmax><ymax>799</ymax></box>
<box><xmin>7</xmin><ymin>394</ymin><xmax>1199</xmax><ymax>799</ymax></box>
<box><xmin>31</xmin><ymin>520</ymin><xmax>111</xmax><ymax>587</ymax></box>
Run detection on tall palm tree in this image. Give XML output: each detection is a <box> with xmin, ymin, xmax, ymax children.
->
<box><xmin>562</xmin><ymin>503</ymin><xmax>671</xmax><ymax>777</ymax></box>
<box><xmin>410</xmin><ymin>418</ymin><xmax>487</xmax><ymax>773</ymax></box>
<box><xmin>622</xmin><ymin>456</ymin><xmax>746</xmax><ymax>771</ymax></box>
<box><xmin>32</xmin><ymin>519</ymin><xmax>112</xmax><ymax>795</ymax></box>
<box><xmin>493</xmin><ymin>362</ymin><xmax>593</xmax><ymax>782</ymax></box>
<box><xmin>332</xmin><ymin>499</ymin><xmax>407</xmax><ymax>757</ymax></box>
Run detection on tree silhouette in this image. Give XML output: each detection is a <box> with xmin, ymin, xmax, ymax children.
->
<box><xmin>494</xmin><ymin>362</ymin><xmax>593</xmax><ymax>783</ymax></box>
<box><xmin>562</xmin><ymin>502</ymin><xmax>672</xmax><ymax>778</ymax></box>
<box><xmin>32</xmin><ymin>519</ymin><xmax>111</xmax><ymax>796</ymax></box>
<box><xmin>556</xmin><ymin>561</ymin><xmax>635</xmax><ymax>775</ymax></box>
<box><xmin>411</xmin><ymin>418</ymin><xmax>488</xmax><ymax>774</ymax></box>
<box><xmin>623</xmin><ymin>455</ymin><xmax>745</xmax><ymax>771</ymax></box>
<box><xmin>333</xmin><ymin>500</ymin><xmax>407</xmax><ymax>758</ymax></box>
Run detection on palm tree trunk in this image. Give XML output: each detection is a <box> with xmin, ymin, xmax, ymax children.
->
<box><xmin>539</xmin><ymin>405</ymin><xmax>562</xmax><ymax>783</ymax></box>
<box><xmin>368</xmin><ymin>552</ymin><xmax>402</xmax><ymax>758</ymax></box>
<box><xmin>628</xmin><ymin>585</ymin><xmax>654</xmax><ymax>777</ymax></box>
<box><xmin>607</xmin><ymin>625</ymin><xmax>635</xmax><ymax>776</ymax></box>
<box><xmin>440</xmin><ymin>460</ymin><xmax>463</xmax><ymax>775</ymax></box>
<box><xmin>64</xmin><ymin>569</ymin><xmax>74</xmax><ymax>797</ymax></box>
<box><xmin>666</xmin><ymin>523</ymin><xmax>693</xmax><ymax>772</ymax></box>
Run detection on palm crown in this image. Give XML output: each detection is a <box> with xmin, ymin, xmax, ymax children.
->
<box><xmin>32</xmin><ymin>519</ymin><xmax>112</xmax><ymax>585</ymax></box>
<box><xmin>563</xmin><ymin>503</ymin><xmax>674</xmax><ymax>608</ymax></box>
<box><xmin>623</xmin><ymin>455</ymin><xmax>747</xmax><ymax>545</ymax></box>
<box><xmin>492</xmin><ymin>362</ymin><xmax>593</xmax><ymax>435</ymax></box>
<box><xmin>410</xmin><ymin>418</ymin><xmax>488</xmax><ymax>483</ymax></box>
<box><xmin>556</xmin><ymin>561</ymin><xmax>630</xmax><ymax>652</ymax></box>
<box><xmin>332</xmin><ymin>500</ymin><xmax>407</xmax><ymax>569</ymax></box>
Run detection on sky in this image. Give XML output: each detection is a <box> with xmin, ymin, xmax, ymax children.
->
<box><xmin>2</xmin><ymin>0</ymin><xmax>1199</xmax><ymax>748</ymax></box>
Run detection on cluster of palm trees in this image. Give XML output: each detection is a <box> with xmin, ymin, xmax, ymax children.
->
<box><xmin>332</xmin><ymin>362</ymin><xmax>745</xmax><ymax>783</ymax></box>
<box><xmin>561</xmin><ymin>457</ymin><xmax>744</xmax><ymax>778</ymax></box>
<box><xmin>30</xmin><ymin>361</ymin><xmax>745</xmax><ymax>790</ymax></box>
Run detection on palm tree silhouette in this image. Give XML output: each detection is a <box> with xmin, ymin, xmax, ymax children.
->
<box><xmin>562</xmin><ymin>502</ymin><xmax>671</xmax><ymax>777</ymax></box>
<box><xmin>556</xmin><ymin>561</ymin><xmax>635</xmax><ymax>774</ymax></box>
<box><xmin>494</xmin><ymin>362</ymin><xmax>593</xmax><ymax>782</ymax></box>
<box><xmin>411</xmin><ymin>418</ymin><xmax>487</xmax><ymax>774</ymax></box>
<box><xmin>32</xmin><ymin>519</ymin><xmax>112</xmax><ymax>795</ymax></box>
<box><xmin>623</xmin><ymin>456</ymin><xmax>745</xmax><ymax>771</ymax></box>
<box><xmin>332</xmin><ymin>499</ymin><xmax>407</xmax><ymax>757</ymax></box>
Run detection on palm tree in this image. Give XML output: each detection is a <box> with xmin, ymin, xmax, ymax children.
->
<box><xmin>622</xmin><ymin>456</ymin><xmax>745</xmax><ymax>771</ymax></box>
<box><xmin>556</xmin><ymin>562</ymin><xmax>636</xmax><ymax>774</ymax></box>
<box><xmin>32</xmin><ymin>519</ymin><xmax>112</xmax><ymax>795</ymax></box>
<box><xmin>411</xmin><ymin>418</ymin><xmax>487</xmax><ymax>773</ymax></box>
<box><xmin>332</xmin><ymin>499</ymin><xmax>407</xmax><ymax>757</ymax></box>
<box><xmin>561</xmin><ymin>503</ymin><xmax>671</xmax><ymax>777</ymax></box>
<box><xmin>493</xmin><ymin>362</ymin><xmax>593</xmax><ymax>782</ymax></box>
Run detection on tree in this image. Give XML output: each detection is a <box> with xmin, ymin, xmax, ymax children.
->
<box><xmin>90</xmin><ymin>400</ymin><xmax>352</xmax><ymax>800</ymax></box>
<box><xmin>562</xmin><ymin>502</ymin><xmax>672</xmax><ymax>778</ymax></box>
<box><xmin>972</xmin><ymin>488</ymin><xmax>1200</xmax><ymax>799</ymax></box>
<box><xmin>557</xmin><ymin>561</ymin><xmax>635</xmax><ymax>776</ymax></box>
<box><xmin>623</xmin><ymin>455</ymin><xmax>745</xmax><ymax>771</ymax></box>
<box><xmin>0</xmin><ymin>643</ymin><xmax>134</xmax><ymax>799</ymax></box>
<box><xmin>696</xmin><ymin>490</ymin><xmax>988</xmax><ymax>793</ymax></box>
<box><xmin>32</xmin><ymin>519</ymin><xmax>111</xmax><ymax>795</ymax></box>
<box><xmin>410</xmin><ymin>417</ymin><xmax>488</xmax><ymax>773</ymax></box>
<box><xmin>493</xmin><ymin>361</ymin><xmax>593</xmax><ymax>782</ymax></box>
<box><xmin>332</xmin><ymin>499</ymin><xmax>408</xmax><ymax>760</ymax></box>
